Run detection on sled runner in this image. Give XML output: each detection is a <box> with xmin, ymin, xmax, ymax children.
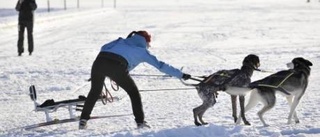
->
<box><xmin>29</xmin><ymin>85</ymin><xmax>117</xmax><ymax>122</ymax></box>
<box><xmin>23</xmin><ymin>114</ymin><xmax>132</xmax><ymax>130</ymax></box>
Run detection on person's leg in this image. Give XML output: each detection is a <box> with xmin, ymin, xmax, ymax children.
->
<box><xmin>80</xmin><ymin>55</ymin><xmax>145</xmax><ymax>128</ymax></box>
<box><xmin>80</xmin><ymin>59</ymin><xmax>106</xmax><ymax>120</ymax></box>
<box><xmin>17</xmin><ymin>22</ymin><xmax>25</xmax><ymax>55</ymax></box>
<box><xmin>108</xmin><ymin>67</ymin><xmax>144</xmax><ymax>124</ymax></box>
<box><xmin>80</xmin><ymin>75</ymin><xmax>105</xmax><ymax>120</ymax></box>
<box><xmin>26</xmin><ymin>22</ymin><xmax>34</xmax><ymax>55</ymax></box>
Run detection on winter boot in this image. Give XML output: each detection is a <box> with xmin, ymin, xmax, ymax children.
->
<box><xmin>137</xmin><ymin>121</ymin><xmax>151</xmax><ymax>129</ymax></box>
<box><xmin>79</xmin><ymin>119</ymin><xmax>87</xmax><ymax>130</ymax></box>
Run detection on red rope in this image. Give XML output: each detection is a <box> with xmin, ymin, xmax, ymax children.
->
<box><xmin>101</xmin><ymin>82</ymin><xmax>114</xmax><ymax>105</ymax></box>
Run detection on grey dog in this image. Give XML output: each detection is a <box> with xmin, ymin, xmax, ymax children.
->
<box><xmin>182</xmin><ymin>54</ymin><xmax>260</xmax><ymax>126</ymax></box>
<box><xmin>226</xmin><ymin>57</ymin><xmax>312</xmax><ymax>126</ymax></box>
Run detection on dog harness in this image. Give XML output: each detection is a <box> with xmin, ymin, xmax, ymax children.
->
<box><xmin>203</xmin><ymin>69</ymin><xmax>240</xmax><ymax>85</ymax></box>
<box><xmin>253</xmin><ymin>72</ymin><xmax>295</xmax><ymax>95</ymax></box>
<box><xmin>256</xmin><ymin>72</ymin><xmax>294</xmax><ymax>88</ymax></box>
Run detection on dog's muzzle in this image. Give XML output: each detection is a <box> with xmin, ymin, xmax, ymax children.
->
<box><xmin>287</xmin><ymin>62</ymin><xmax>294</xmax><ymax>69</ymax></box>
<box><xmin>256</xmin><ymin>63</ymin><xmax>260</xmax><ymax>69</ymax></box>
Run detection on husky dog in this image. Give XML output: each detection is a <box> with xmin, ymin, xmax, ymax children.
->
<box><xmin>182</xmin><ymin>54</ymin><xmax>260</xmax><ymax>126</ymax></box>
<box><xmin>228</xmin><ymin>57</ymin><xmax>312</xmax><ymax>126</ymax></box>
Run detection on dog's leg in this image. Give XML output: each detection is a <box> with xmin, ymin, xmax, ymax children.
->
<box><xmin>258</xmin><ymin>105</ymin><xmax>274</xmax><ymax>127</ymax></box>
<box><xmin>258</xmin><ymin>106</ymin><xmax>272</xmax><ymax>127</ymax></box>
<box><xmin>193</xmin><ymin>105</ymin><xmax>203</xmax><ymax>126</ymax></box>
<box><xmin>293</xmin><ymin>112</ymin><xmax>299</xmax><ymax>123</ymax></box>
<box><xmin>286</xmin><ymin>96</ymin><xmax>299</xmax><ymax>124</ymax></box>
<box><xmin>193</xmin><ymin>101</ymin><xmax>212</xmax><ymax>126</ymax></box>
<box><xmin>198</xmin><ymin>99</ymin><xmax>215</xmax><ymax>125</ymax></box>
<box><xmin>231</xmin><ymin>95</ymin><xmax>238</xmax><ymax>123</ymax></box>
<box><xmin>198</xmin><ymin>105</ymin><xmax>210</xmax><ymax>125</ymax></box>
<box><xmin>258</xmin><ymin>90</ymin><xmax>276</xmax><ymax>127</ymax></box>
<box><xmin>236</xmin><ymin>89</ymin><xmax>259</xmax><ymax>125</ymax></box>
<box><xmin>287</xmin><ymin>95</ymin><xmax>302</xmax><ymax>124</ymax></box>
<box><xmin>239</xmin><ymin>96</ymin><xmax>251</xmax><ymax>125</ymax></box>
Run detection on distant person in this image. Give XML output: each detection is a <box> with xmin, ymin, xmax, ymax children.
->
<box><xmin>79</xmin><ymin>30</ymin><xmax>191</xmax><ymax>129</ymax></box>
<box><xmin>15</xmin><ymin>0</ymin><xmax>37</xmax><ymax>56</ymax></box>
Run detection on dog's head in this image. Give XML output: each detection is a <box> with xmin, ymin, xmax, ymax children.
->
<box><xmin>242</xmin><ymin>54</ymin><xmax>260</xmax><ymax>70</ymax></box>
<box><xmin>287</xmin><ymin>57</ymin><xmax>312</xmax><ymax>75</ymax></box>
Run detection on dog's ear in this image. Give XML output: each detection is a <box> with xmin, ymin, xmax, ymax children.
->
<box><xmin>304</xmin><ymin>59</ymin><xmax>313</xmax><ymax>66</ymax></box>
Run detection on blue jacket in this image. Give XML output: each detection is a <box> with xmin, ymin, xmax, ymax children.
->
<box><xmin>100</xmin><ymin>35</ymin><xmax>184</xmax><ymax>78</ymax></box>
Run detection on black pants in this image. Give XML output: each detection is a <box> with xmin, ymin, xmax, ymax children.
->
<box><xmin>17</xmin><ymin>21</ymin><xmax>34</xmax><ymax>54</ymax></box>
<box><xmin>80</xmin><ymin>52</ymin><xmax>145</xmax><ymax>123</ymax></box>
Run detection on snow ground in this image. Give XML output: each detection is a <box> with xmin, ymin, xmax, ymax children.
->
<box><xmin>0</xmin><ymin>0</ymin><xmax>320</xmax><ymax>136</ymax></box>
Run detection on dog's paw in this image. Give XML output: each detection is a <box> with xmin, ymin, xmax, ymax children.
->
<box><xmin>235</xmin><ymin>118</ymin><xmax>242</xmax><ymax>125</ymax></box>
<box><xmin>287</xmin><ymin>120</ymin><xmax>292</xmax><ymax>124</ymax></box>
<box><xmin>201</xmin><ymin>122</ymin><xmax>209</xmax><ymax>125</ymax></box>
<box><xmin>233</xmin><ymin>117</ymin><xmax>238</xmax><ymax>123</ymax></box>
<box><xmin>263</xmin><ymin>124</ymin><xmax>270</xmax><ymax>127</ymax></box>
<box><xmin>244</xmin><ymin>121</ymin><xmax>251</xmax><ymax>126</ymax></box>
<box><xmin>195</xmin><ymin>122</ymin><xmax>202</xmax><ymax>126</ymax></box>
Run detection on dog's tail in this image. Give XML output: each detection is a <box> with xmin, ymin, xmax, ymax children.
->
<box><xmin>180</xmin><ymin>79</ymin><xmax>199</xmax><ymax>87</ymax></box>
<box><xmin>223</xmin><ymin>86</ymin><xmax>255</xmax><ymax>96</ymax></box>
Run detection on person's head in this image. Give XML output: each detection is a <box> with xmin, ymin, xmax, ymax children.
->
<box><xmin>127</xmin><ymin>30</ymin><xmax>151</xmax><ymax>48</ymax></box>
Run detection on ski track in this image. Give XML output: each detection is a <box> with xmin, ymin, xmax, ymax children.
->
<box><xmin>1</xmin><ymin>0</ymin><xmax>320</xmax><ymax>136</ymax></box>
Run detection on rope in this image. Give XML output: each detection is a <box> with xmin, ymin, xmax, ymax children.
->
<box><xmin>101</xmin><ymin>82</ymin><xmax>114</xmax><ymax>105</ymax></box>
<box><xmin>105</xmin><ymin>74</ymin><xmax>202</xmax><ymax>92</ymax></box>
<box><xmin>110</xmin><ymin>79</ymin><xmax>119</xmax><ymax>91</ymax></box>
<box><xmin>256</xmin><ymin>69</ymin><xmax>274</xmax><ymax>73</ymax></box>
<box><xmin>189</xmin><ymin>77</ymin><xmax>203</xmax><ymax>82</ymax></box>
<box><xmin>130</xmin><ymin>74</ymin><xmax>172</xmax><ymax>77</ymax></box>
<box><xmin>140</xmin><ymin>88</ymin><xmax>195</xmax><ymax>92</ymax></box>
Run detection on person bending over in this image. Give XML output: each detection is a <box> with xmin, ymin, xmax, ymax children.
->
<box><xmin>79</xmin><ymin>30</ymin><xmax>191</xmax><ymax>129</ymax></box>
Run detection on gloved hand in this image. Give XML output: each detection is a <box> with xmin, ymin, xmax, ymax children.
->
<box><xmin>182</xmin><ymin>73</ymin><xmax>191</xmax><ymax>80</ymax></box>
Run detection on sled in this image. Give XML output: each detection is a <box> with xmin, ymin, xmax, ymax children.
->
<box><xmin>29</xmin><ymin>85</ymin><xmax>117</xmax><ymax>122</ymax></box>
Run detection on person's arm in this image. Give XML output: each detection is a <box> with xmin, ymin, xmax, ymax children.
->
<box><xmin>143</xmin><ymin>50</ymin><xmax>187</xmax><ymax>79</ymax></box>
<box><xmin>30</xmin><ymin>0</ymin><xmax>37</xmax><ymax>11</ymax></box>
<box><xmin>15</xmin><ymin>0</ymin><xmax>22</xmax><ymax>11</ymax></box>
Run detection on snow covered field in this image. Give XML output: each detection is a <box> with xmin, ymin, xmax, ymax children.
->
<box><xmin>0</xmin><ymin>0</ymin><xmax>320</xmax><ymax>136</ymax></box>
